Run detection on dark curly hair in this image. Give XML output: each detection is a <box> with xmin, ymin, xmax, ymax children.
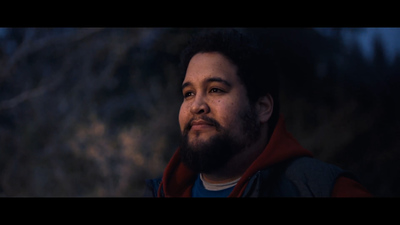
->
<box><xmin>179</xmin><ymin>28</ymin><xmax>280</xmax><ymax>132</ymax></box>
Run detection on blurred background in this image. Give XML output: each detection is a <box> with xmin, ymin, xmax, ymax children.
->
<box><xmin>0</xmin><ymin>27</ymin><xmax>399</xmax><ymax>197</ymax></box>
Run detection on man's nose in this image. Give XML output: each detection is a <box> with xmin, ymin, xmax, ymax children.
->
<box><xmin>190</xmin><ymin>95</ymin><xmax>210</xmax><ymax>115</ymax></box>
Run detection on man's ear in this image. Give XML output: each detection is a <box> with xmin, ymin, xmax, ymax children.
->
<box><xmin>255</xmin><ymin>94</ymin><xmax>273</xmax><ymax>123</ymax></box>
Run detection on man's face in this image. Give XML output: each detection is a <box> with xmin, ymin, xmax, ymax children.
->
<box><xmin>178</xmin><ymin>52</ymin><xmax>260</xmax><ymax>173</ymax></box>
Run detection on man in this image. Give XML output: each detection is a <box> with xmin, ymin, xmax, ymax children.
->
<box><xmin>144</xmin><ymin>29</ymin><xmax>372</xmax><ymax>197</ymax></box>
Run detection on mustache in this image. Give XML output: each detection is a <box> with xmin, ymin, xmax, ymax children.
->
<box><xmin>183</xmin><ymin>116</ymin><xmax>222</xmax><ymax>133</ymax></box>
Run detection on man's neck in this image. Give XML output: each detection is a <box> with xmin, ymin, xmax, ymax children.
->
<box><xmin>202</xmin><ymin>127</ymin><xmax>269</xmax><ymax>184</ymax></box>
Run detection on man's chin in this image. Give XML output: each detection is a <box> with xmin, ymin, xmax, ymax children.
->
<box><xmin>187</xmin><ymin>138</ymin><xmax>211</xmax><ymax>151</ymax></box>
<box><xmin>188</xmin><ymin>130</ymin><xmax>220</xmax><ymax>143</ymax></box>
<box><xmin>180</xmin><ymin>133</ymin><xmax>233</xmax><ymax>173</ymax></box>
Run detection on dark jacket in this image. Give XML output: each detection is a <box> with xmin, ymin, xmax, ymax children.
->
<box><xmin>144</xmin><ymin>115</ymin><xmax>372</xmax><ymax>197</ymax></box>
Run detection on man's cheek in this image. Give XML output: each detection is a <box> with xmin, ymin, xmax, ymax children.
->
<box><xmin>178</xmin><ymin>110</ymin><xmax>187</xmax><ymax>133</ymax></box>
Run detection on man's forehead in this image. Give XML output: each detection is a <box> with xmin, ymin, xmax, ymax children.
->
<box><xmin>182</xmin><ymin>52</ymin><xmax>239</xmax><ymax>87</ymax></box>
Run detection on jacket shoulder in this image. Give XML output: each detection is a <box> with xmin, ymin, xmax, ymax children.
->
<box><xmin>253</xmin><ymin>157</ymin><xmax>355</xmax><ymax>197</ymax></box>
<box><xmin>283</xmin><ymin>157</ymin><xmax>353</xmax><ymax>197</ymax></box>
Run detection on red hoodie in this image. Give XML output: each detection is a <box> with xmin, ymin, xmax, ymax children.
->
<box><xmin>158</xmin><ymin>115</ymin><xmax>372</xmax><ymax>197</ymax></box>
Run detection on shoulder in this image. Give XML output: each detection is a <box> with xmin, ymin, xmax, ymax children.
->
<box><xmin>331</xmin><ymin>176</ymin><xmax>373</xmax><ymax>197</ymax></box>
<box><xmin>255</xmin><ymin>157</ymin><xmax>371</xmax><ymax>197</ymax></box>
<box><xmin>285</xmin><ymin>157</ymin><xmax>344</xmax><ymax>180</ymax></box>
<box><xmin>280</xmin><ymin>157</ymin><xmax>352</xmax><ymax>197</ymax></box>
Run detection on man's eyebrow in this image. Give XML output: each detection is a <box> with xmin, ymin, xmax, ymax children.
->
<box><xmin>181</xmin><ymin>82</ymin><xmax>192</xmax><ymax>90</ymax></box>
<box><xmin>181</xmin><ymin>77</ymin><xmax>232</xmax><ymax>90</ymax></box>
<box><xmin>205</xmin><ymin>77</ymin><xmax>232</xmax><ymax>87</ymax></box>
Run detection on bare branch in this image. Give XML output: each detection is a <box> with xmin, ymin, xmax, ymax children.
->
<box><xmin>0</xmin><ymin>28</ymin><xmax>104</xmax><ymax>83</ymax></box>
<box><xmin>0</xmin><ymin>50</ymin><xmax>76</xmax><ymax>111</ymax></box>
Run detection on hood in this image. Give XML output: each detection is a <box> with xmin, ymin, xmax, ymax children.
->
<box><xmin>158</xmin><ymin>114</ymin><xmax>313</xmax><ymax>197</ymax></box>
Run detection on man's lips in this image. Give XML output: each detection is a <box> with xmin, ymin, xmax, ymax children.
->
<box><xmin>190</xmin><ymin>120</ymin><xmax>215</xmax><ymax>131</ymax></box>
<box><xmin>183</xmin><ymin>117</ymin><xmax>221</xmax><ymax>134</ymax></box>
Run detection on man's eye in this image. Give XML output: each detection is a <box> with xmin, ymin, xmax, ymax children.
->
<box><xmin>184</xmin><ymin>92</ymin><xmax>194</xmax><ymax>98</ymax></box>
<box><xmin>210</xmin><ymin>88</ymin><xmax>224</xmax><ymax>93</ymax></box>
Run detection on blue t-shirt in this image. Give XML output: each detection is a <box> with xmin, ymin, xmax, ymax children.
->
<box><xmin>191</xmin><ymin>174</ymin><xmax>235</xmax><ymax>197</ymax></box>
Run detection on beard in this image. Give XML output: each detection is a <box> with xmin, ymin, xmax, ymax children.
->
<box><xmin>179</xmin><ymin>107</ymin><xmax>261</xmax><ymax>174</ymax></box>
